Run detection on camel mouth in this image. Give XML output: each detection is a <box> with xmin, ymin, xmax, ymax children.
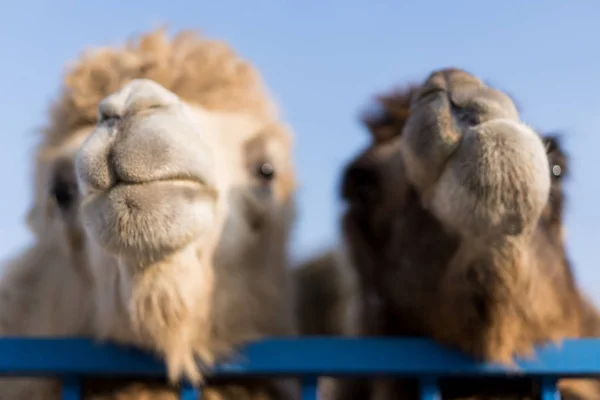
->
<box><xmin>79</xmin><ymin>175</ymin><xmax>215</xmax><ymax>199</ymax></box>
<box><xmin>101</xmin><ymin>178</ymin><xmax>218</xmax><ymax>206</ymax></box>
<box><xmin>110</xmin><ymin>177</ymin><xmax>211</xmax><ymax>192</ymax></box>
<box><xmin>80</xmin><ymin>177</ymin><xmax>218</xmax><ymax>216</ymax></box>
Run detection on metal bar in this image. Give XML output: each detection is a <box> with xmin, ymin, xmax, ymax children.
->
<box><xmin>61</xmin><ymin>376</ymin><xmax>81</xmax><ymax>400</ymax></box>
<box><xmin>301</xmin><ymin>377</ymin><xmax>318</xmax><ymax>400</ymax></box>
<box><xmin>419</xmin><ymin>377</ymin><xmax>441</xmax><ymax>400</ymax></box>
<box><xmin>179</xmin><ymin>384</ymin><xmax>199</xmax><ymax>400</ymax></box>
<box><xmin>0</xmin><ymin>337</ymin><xmax>598</xmax><ymax>378</ymax></box>
<box><xmin>540</xmin><ymin>377</ymin><xmax>560</xmax><ymax>400</ymax></box>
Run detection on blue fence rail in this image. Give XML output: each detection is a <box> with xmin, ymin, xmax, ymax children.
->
<box><xmin>0</xmin><ymin>338</ymin><xmax>599</xmax><ymax>400</ymax></box>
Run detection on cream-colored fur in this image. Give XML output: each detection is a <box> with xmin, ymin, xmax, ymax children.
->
<box><xmin>0</xmin><ymin>29</ymin><xmax>299</xmax><ymax>400</ymax></box>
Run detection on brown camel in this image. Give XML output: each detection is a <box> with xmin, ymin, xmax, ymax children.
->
<box><xmin>0</xmin><ymin>29</ymin><xmax>300</xmax><ymax>400</ymax></box>
<box><xmin>325</xmin><ymin>68</ymin><xmax>600</xmax><ymax>400</ymax></box>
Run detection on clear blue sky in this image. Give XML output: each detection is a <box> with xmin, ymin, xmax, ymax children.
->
<box><xmin>1</xmin><ymin>1</ymin><xmax>599</xmax><ymax>302</ymax></box>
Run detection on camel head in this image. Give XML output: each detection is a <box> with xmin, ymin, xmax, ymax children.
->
<box><xmin>76</xmin><ymin>76</ymin><xmax>295</xmax><ymax>266</ymax></box>
<box><xmin>343</xmin><ymin>68</ymin><xmax>551</xmax><ymax>243</ymax></box>
<box><xmin>27</xmin><ymin>29</ymin><xmax>297</xmax><ymax>384</ymax></box>
<box><xmin>342</xmin><ymin>69</ymin><xmax>567</xmax><ymax>252</ymax></box>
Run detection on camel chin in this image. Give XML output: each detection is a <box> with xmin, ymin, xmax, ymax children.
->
<box><xmin>76</xmin><ymin>79</ymin><xmax>219</xmax><ymax>260</ymax></box>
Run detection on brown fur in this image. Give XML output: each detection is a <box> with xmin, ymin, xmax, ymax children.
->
<box><xmin>293</xmin><ymin>248</ymin><xmax>357</xmax><ymax>337</ymax></box>
<box><xmin>0</xmin><ymin>29</ymin><xmax>299</xmax><ymax>400</ymax></box>
<box><xmin>331</xmin><ymin>68</ymin><xmax>600</xmax><ymax>400</ymax></box>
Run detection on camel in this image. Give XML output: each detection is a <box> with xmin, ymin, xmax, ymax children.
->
<box><xmin>0</xmin><ymin>29</ymin><xmax>300</xmax><ymax>400</ymax></box>
<box><xmin>325</xmin><ymin>68</ymin><xmax>600</xmax><ymax>400</ymax></box>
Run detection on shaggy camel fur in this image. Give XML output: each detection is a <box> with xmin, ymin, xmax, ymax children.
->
<box><xmin>0</xmin><ymin>29</ymin><xmax>300</xmax><ymax>400</ymax></box>
<box><xmin>326</xmin><ymin>68</ymin><xmax>600</xmax><ymax>400</ymax></box>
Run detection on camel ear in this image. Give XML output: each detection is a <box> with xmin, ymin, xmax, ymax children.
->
<box><xmin>361</xmin><ymin>86</ymin><xmax>418</xmax><ymax>143</ymax></box>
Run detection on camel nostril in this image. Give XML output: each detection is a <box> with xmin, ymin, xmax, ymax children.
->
<box><xmin>97</xmin><ymin>98</ymin><xmax>123</xmax><ymax>125</ymax></box>
<box><xmin>450</xmin><ymin>100</ymin><xmax>479</xmax><ymax>126</ymax></box>
<box><xmin>99</xmin><ymin>113</ymin><xmax>120</xmax><ymax>124</ymax></box>
<box><xmin>342</xmin><ymin>165</ymin><xmax>381</xmax><ymax>205</ymax></box>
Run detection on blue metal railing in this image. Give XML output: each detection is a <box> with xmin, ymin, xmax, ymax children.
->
<box><xmin>0</xmin><ymin>337</ymin><xmax>599</xmax><ymax>400</ymax></box>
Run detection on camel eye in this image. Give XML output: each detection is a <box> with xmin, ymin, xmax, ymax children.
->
<box><xmin>51</xmin><ymin>176</ymin><xmax>78</xmax><ymax>211</ymax></box>
<box><xmin>342</xmin><ymin>164</ymin><xmax>381</xmax><ymax>205</ymax></box>
<box><xmin>256</xmin><ymin>162</ymin><xmax>276</xmax><ymax>181</ymax></box>
<box><xmin>552</xmin><ymin>164</ymin><xmax>562</xmax><ymax>178</ymax></box>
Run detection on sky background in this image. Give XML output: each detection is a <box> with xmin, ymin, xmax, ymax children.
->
<box><xmin>1</xmin><ymin>1</ymin><xmax>599</xmax><ymax>302</ymax></box>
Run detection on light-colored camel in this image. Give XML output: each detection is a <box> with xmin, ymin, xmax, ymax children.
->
<box><xmin>0</xmin><ymin>29</ymin><xmax>299</xmax><ymax>400</ymax></box>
